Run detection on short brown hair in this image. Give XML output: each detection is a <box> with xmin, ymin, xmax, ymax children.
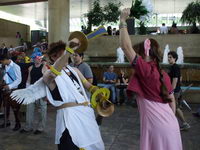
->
<box><xmin>168</xmin><ymin>51</ymin><xmax>178</xmax><ymax>62</ymax></box>
<box><xmin>47</xmin><ymin>41</ymin><xmax>66</xmax><ymax>56</ymax></box>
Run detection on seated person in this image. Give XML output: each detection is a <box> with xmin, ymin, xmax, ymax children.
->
<box><xmin>103</xmin><ymin>65</ymin><xmax>117</xmax><ymax>103</ymax></box>
<box><xmin>116</xmin><ymin>69</ymin><xmax>128</xmax><ymax>105</ymax></box>
<box><xmin>169</xmin><ymin>22</ymin><xmax>179</xmax><ymax>34</ymax></box>
<box><xmin>160</xmin><ymin>23</ymin><xmax>168</xmax><ymax>34</ymax></box>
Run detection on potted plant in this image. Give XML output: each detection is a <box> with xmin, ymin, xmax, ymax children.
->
<box><xmin>138</xmin><ymin>21</ymin><xmax>148</xmax><ymax>35</ymax></box>
<box><xmin>181</xmin><ymin>1</ymin><xmax>200</xmax><ymax>34</ymax></box>
<box><xmin>127</xmin><ymin>0</ymin><xmax>149</xmax><ymax>34</ymax></box>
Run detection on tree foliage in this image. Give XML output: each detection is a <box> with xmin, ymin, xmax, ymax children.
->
<box><xmin>130</xmin><ymin>0</ymin><xmax>148</xmax><ymax>19</ymax></box>
<box><xmin>86</xmin><ymin>0</ymin><xmax>104</xmax><ymax>27</ymax></box>
<box><xmin>103</xmin><ymin>2</ymin><xmax>122</xmax><ymax>24</ymax></box>
<box><xmin>85</xmin><ymin>0</ymin><xmax>122</xmax><ymax>31</ymax></box>
<box><xmin>181</xmin><ymin>1</ymin><xmax>200</xmax><ymax>25</ymax></box>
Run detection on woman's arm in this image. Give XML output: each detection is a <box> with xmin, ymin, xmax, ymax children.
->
<box><xmin>122</xmin><ymin>78</ymin><xmax>128</xmax><ymax>84</ymax></box>
<box><xmin>168</xmin><ymin>93</ymin><xmax>176</xmax><ymax>114</ymax></box>
<box><xmin>119</xmin><ymin>8</ymin><xmax>136</xmax><ymax>63</ymax></box>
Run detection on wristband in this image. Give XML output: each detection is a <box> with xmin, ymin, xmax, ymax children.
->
<box><xmin>46</xmin><ymin>64</ymin><xmax>61</xmax><ymax>76</ymax></box>
<box><xmin>66</xmin><ymin>47</ymin><xmax>74</xmax><ymax>54</ymax></box>
<box><xmin>82</xmin><ymin>79</ymin><xmax>87</xmax><ymax>84</ymax></box>
<box><xmin>119</xmin><ymin>22</ymin><xmax>127</xmax><ymax>29</ymax></box>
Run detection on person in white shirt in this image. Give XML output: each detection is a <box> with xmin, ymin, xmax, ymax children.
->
<box><xmin>0</xmin><ymin>52</ymin><xmax>22</xmax><ymax>131</ymax></box>
<box><xmin>160</xmin><ymin>23</ymin><xmax>168</xmax><ymax>34</ymax></box>
<box><xmin>43</xmin><ymin>41</ymin><xmax>104</xmax><ymax>150</ymax></box>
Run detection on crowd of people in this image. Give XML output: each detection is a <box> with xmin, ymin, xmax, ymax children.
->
<box><xmin>158</xmin><ymin>21</ymin><xmax>200</xmax><ymax>34</ymax></box>
<box><xmin>0</xmin><ymin>8</ymin><xmax>199</xmax><ymax>150</ymax></box>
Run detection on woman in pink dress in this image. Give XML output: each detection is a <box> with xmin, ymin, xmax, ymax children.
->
<box><xmin>119</xmin><ymin>9</ymin><xmax>182</xmax><ymax>150</ymax></box>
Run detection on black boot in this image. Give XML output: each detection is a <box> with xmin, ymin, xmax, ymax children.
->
<box><xmin>12</xmin><ymin>122</ymin><xmax>21</xmax><ymax>131</ymax></box>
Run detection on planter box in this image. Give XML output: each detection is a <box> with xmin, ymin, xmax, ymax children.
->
<box><xmin>126</xmin><ymin>18</ymin><xmax>135</xmax><ymax>35</ymax></box>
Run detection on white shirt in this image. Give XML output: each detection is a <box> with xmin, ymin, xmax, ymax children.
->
<box><xmin>160</xmin><ymin>26</ymin><xmax>168</xmax><ymax>34</ymax></box>
<box><xmin>4</xmin><ymin>60</ymin><xmax>22</xmax><ymax>89</ymax></box>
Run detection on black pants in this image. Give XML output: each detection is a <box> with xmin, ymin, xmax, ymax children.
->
<box><xmin>3</xmin><ymin>91</ymin><xmax>21</xmax><ymax>124</ymax></box>
<box><xmin>58</xmin><ymin>128</ymin><xmax>79</xmax><ymax>150</ymax></box>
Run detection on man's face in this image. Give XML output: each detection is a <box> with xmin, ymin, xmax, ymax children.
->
<box><xmin>49</xmin><ymin>49</ymin><xmax>65</xmax><ymax>62</ymax></box>
<box><xmin>34</xmin><ymin>57</ymin><xmax>42</xmax><ymax>64</ymax></box>
<box><xmin>109</xmin><ymin>65</ymin><xmax>114</xmax><ymax>72</ymax></box>
<box><xmin>72</xmin><ymin>53</ymin><xmax>82</xmax><ymax>64</ymax></box>
<box><xmin>168</xmin><ymin>54</ymin><xmax>176</xmax><ymax>64</ymax></box>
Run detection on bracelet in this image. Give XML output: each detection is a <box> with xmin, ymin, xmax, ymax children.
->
<box><xmin>119</xmin><ymin>22</ymin><xmax>127</xmax><ymax>29</ymax></box>
<box><xmin>66</xmin><ymin>47</ymin><xmax>74</xmax><ymax>54</ymax></box>
<box><xmin>82</xmin><ymin>79</ymin><xmax>87</xmax><ymax>84</ymax></box>
<box><xmin>46</xmin><ymin>64</ymin><xmax>61</xmax><ymax>76</ymax></box>
<box><xmin>49</xmin><ymin>65</ymin><xmax>62</xmax><ymax>76</ymax></box>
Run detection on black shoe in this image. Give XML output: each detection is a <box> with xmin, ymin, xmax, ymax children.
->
<box><xmin>33</xmin><ymin>130</ymin><xmax>43</xmax><ymax>135</ymax></box>
<box><xmin>12</xmin><ymin>123</ymin><xmax>21</xmax><ymax>131</ymax></box>
<box><xmin>0</xmin><ymin>122</ymin><xmax>11</xmax><ymax>128</ymax></box>
<box><xmin>20</xmin><ymin>129</ymin><xmax>33</xmax><ymax>133</ymax></box>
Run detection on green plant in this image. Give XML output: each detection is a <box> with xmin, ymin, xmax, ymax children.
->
<box><xmin>181</xmin><ymin>1</ymin><xmax>200</xmax><ymax>25</ymax></box>
<box><xmin>130</xmin><ymin>0</ymin><xmax>148</xmax><ymax>19</ymax></box>
<box><xmin>85</xmin><ymin>0</ymin><xmax>104</xmax><ymax>32</ymax></box>
<box><xmin>103</xmin><ymin>2</ymin><xmax>122</xmax><ymax>24</ymax></box>
<box><xmin>85</xmin><ymin>0</ymin><xmax>122</xmax><ymax>32</ymax></box>
<box><xmin>138</xmin><ymin>21</ymin><xmax>147</xmax><ymax>35</ymax></box>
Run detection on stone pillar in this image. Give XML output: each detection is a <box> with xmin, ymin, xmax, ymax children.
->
<box><xmin>48</xmin><ymin>0</ymin><xmax>70</xmax><ymax>43</ymax></box>
<box><xmin>88</xmin><ymin>0</ymin><xmax>93</xmax><ymax>10</ymax></box>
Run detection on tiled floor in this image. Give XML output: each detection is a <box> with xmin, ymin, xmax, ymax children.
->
<box><xmin>0</xmin><ymin>104</ymin><xmax>200</xmax><ymax>150</ymax></box>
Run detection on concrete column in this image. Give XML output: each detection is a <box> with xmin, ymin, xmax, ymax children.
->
<box><xmin>48</xmin><ymin>0</ymin><xmax>70</xmax><ymax>43</ymax></box>
<box><xmin>88</xmin><ymin>0</ymin><xmax>93</xmax><ymax>10</ymax></box>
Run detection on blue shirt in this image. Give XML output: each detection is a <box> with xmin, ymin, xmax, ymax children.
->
<box><xmin>103</xmin><ymin>72</ymin><xmax>117</xmax><ymax>81</ymax></box>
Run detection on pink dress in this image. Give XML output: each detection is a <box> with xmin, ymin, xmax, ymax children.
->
<box><xmin>137</xmin><ymin>96</ymin><xmax>182</xmax><ymax>150</ymax></box>
<box><xmin>128</xmin><ymin>56</ymin><xmax>183</xmax><ymax>150</ymax></box>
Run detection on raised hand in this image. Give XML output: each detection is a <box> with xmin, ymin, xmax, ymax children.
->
<box><xmin>43</xmin><ymin>69</ymin><xmax>57</xmax><ymax>90</ymax></box>
<box><xmin>120</xmin><ymin>8</ymin><xmax>131</xmax><ymax>22</ymax></box>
